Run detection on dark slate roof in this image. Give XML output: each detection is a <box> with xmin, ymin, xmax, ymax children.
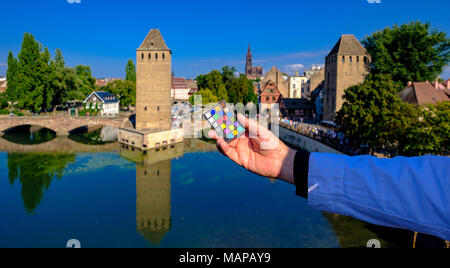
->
<box><xmin>399</xmin><ymin>82</ymin><xmax>450</xmax><ymax>105</ymax></box>
<box><xmin>138</xmin><ymin>29</ymin><xmax>170</xmax><ymax>51</ymax></box>
<box><xmin>282</xmin><ymin>98</ymin><xmax>314</xmax><ymax>109</ymax></box>
<box><xmin>85</xmin><ymin>91</ymin><xmax>119</xmax><ymax>104</ymax></box>
<box><xmin>327</xmin><ymin>34</ymin><xmax>369</xmax><ymax>57</ymax></box>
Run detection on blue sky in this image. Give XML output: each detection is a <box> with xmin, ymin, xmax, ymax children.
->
<box><xmin>0</xmin><ymin>0</ymin><xmax>449</xmax><ymax>79</ymax></box>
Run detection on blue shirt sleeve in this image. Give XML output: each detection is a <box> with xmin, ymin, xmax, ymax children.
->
<box><xmin>307</xmin><ymin>153</ymin><xmax>450</xmax><ymax>241</ymax></box>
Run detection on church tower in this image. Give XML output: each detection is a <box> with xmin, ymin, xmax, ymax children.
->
<box><xmin>136</xmin><ymin>29</ymin><xmax>172</xmax><ymax>131</ymax></box>
<box><xmin>245</xmin><ymin>44</ymin><xmax>253</xmax><ymax>77</ymax></box>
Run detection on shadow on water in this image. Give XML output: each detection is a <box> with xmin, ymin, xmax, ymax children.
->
<box><xmin>2</xmin><ymin>125</ymin><xmax>56</xmax><ymax>145</ymax></box>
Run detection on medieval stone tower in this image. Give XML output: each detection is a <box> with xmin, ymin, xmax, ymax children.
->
<box><xmin>323</xmin><ymin>34</ymin><xmax>371</xmax><ymax>121</ymax></box>
<box><xmin>136</xmin><ymin>29</ymin><xmax>172</xmax><ymax>131</ymax></box>
<box><xmin>136</xmin><ymin>158</ymin><xmax>172</xmax><ymax>246</ymax></box>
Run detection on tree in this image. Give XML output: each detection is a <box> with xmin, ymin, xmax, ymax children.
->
<box><xmin>362</xmin><ymin>21</ymin><xmax>450</xmax><ymax>86</ymax></box>
<box><xmin>16</xmin><ymin>33</ymin><xmax>45</xmax><ymax>111</ymax></box>
<box><xmin>103</xmin><ymin>79</ymin><xmax>136</xmax><ymax>107</ymax></box>
<box><xmin>6</xmin><ymin>51</ymin><xmax>19</xmax><ymax>103</ymax></box>
<box><xmin>125</xmin><ymin>59</ymin><xmax>136</xmax><ymax>83</ymax></box>
<box><xmin>336</xmin><ymin>74</ymin><xmax>412</xmax><ymax>155</ymax></box>
<box><xmin>399</xmin><ymin>101</ymin><xmax>450</xmax><ymax>156</ymax></box>
<box><xmin>75</xmin><ymin>65</ymin><xmax>95</xmax><ymax>97</ymax></box>
<box><xmin>189</xmin><ymin>89</ymin><xmax>218</xmax><ymax>104</ymax></box>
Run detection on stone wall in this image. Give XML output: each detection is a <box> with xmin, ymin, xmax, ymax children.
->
<box><xmin>278</xmin><ymin>126</ymin><xmax>343</xmax><ymax>154</ymax></box>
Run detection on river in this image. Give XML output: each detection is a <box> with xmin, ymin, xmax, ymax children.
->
<box><xmin>0</xmin><ymin>127</ymin><xmax>413</xmax><ymax>248</ymax></box>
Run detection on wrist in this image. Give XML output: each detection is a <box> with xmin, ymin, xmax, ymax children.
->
<box><xmin>278</xmin><ymin>146</ymin><xmax>297</xmax><ymax>184</ymax></box>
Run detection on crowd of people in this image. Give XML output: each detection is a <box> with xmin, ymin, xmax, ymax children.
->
<box><xmin>279</xmin><ymin>118</ymin><xmax>366</xmax><ymax>155</ymax></box>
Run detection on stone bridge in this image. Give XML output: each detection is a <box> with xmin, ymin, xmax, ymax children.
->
<box><xmin>0</xmin><ymin>115</ymin><xmax>128</xmax><ymax>136</ymax></box>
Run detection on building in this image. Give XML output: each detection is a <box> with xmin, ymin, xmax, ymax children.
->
<box><xmin>399</xmin><ymin>81</ymin><xmax>450</xmax><ymax>105</ymax></box>
<box><xmin>95</xmin><ymin>78</ymin><xmax>122</xmax><ymax>87</ymax></box>
<box><xmin>261</xmin><ymin>66</ymin><xmax>289</xmax><ymax>98</ymax></box>
<box><xmin>171</xmin><ymin>74</ymin><xmax>190</xmax><ymax>102</ymax></box>
<box><xmin>0</xmin><ymin>77</ymin><xmax>7</xmax><ymax>93</ymax></box>
<box><xmin>323</xmin><ymin>34</ymin><xmax>371</xmax><ymax>122</ymax></box>
<box><xmin>245</xmin><ymin>44</ymin><xmax>263</xmax><ymax>80</ymax></box>
<box><xmin>259</xmin><ymin>80</ymin><xmax>282</xmax><ymax>115</ymax></box>
<box><xmin>186</xmin><ymin>79</ymin><xmax>198</xmax><ymax>95</ymax></box>
<box><xmin>281</xmin><ymin>98</ymin><xmax>315</xmax><ymax>121</ymax></box>
<box><xmin>311</xmin><ymin>86</ymin><xmax>324</xmax><ymax>122</ymax></box>
<box><xmin>118</xmin><ymin>29</ymin><xmax>184</xmax><ymax>150</ymax></box>
<box><xmin>289</xmin><ymin>72</ymin><xmax>309</xmax><ymax>98</ymax></box>
<box><xmin>308</xmin><ymin>67</ymin><xmax>325</xmax><ymax>97</ymax></box>
<box><xmin>83</xmin><ymin>91</ymin><xmax>120</xmax><ymax>116</ymax></box>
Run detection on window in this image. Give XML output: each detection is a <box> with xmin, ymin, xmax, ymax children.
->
<box><xmin>272</xmin><ymin>97</ymin><xmax>276</xmax><ymax>101</ymax></box>
<box><xmin>155</xmin><ymin>53</ymin><xmax>158</xmax><ymax>59</ymax></box>
<box><xmin>342</xmin><ymin>56</ymin><xmax>345</xmax><ymax>63</ymax></box>
<box><xmin>162</xmin><ymin>53</ymin><xmax>165</xmax><ymax>59</ymax></box>
<box><xmin>357</xmin><ymin>56</ymin><xmax>360</xmax><ymax>62</ymax></box>
<box><xmin>266</xmin><ymin>97</ymin><xmax>269</xmax><ymax>102</ymax></box>
<box><xmin>350</xmin><ymin>56</ymin><xmax>353</xmax><ymax>63</ymax></box>
<box><xmin>364</xmin><ymin>56</ymin><xmax>368</xmax><ymax>63</ymax></box>
<box><xmin>144</xmin><ymin>107</ymin><xmax>147</xmax><ymax>111</ymax></box>
<box><xmin>148</xmin><ymin>53</ymin><xmax>151</xmax><ymax>60</ymax></box>
<box><xmin>157</xmin><ymin>106</ymin><xmax>160</xmax><ymax>111</ymax></box>
<box><xmin>141</xmin><ymin>53</ymin><xmax>144</xmax><ymax>60</ymax></box>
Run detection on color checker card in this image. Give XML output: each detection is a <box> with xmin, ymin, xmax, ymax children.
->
<box><xmin>204</xmin><ymin>100</ymin><xmax>246</xmax><ymax>143</ymax></box>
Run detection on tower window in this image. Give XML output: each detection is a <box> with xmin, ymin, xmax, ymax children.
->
<box><xmin>155</xmin><ymin>53</ymin><xmax>158</xmax><ymax>59</ymax></box>
<box><xmin>162</xmin><ymin>53</ymin><xmax>165</xmax><ymax>59</ymax></box>
<box><xmin>342</xmin><ymin>56</ymin><xmax>345</xmax><ymax>63</ymax></box>
<box><xmin>350</xmin><ymin>56</ymin><xmax>353</xmax><ymax>63</ymax></box>
<box><xmin>144</xmin><ymin>107</ymin><xmax>147</xmax><ymax>111</ymax></box>
<box><xmin>157</xmin><ymin>106</ymin><xmax>160</xmax><ymax>111</ymax></box>
<box><xmin>357</xmin><ymin>56</ymin><xmax>360</xmax><ymax>62</ymax></box>
<box><xmin>141</xmin><ymin>53</ymin><xmax>144</xmax><ymax>60</ymax></box>
<box><xmin>148</xmin><ymin>53</ymin><xmax>151</xmax><ymax>60</ymax></box>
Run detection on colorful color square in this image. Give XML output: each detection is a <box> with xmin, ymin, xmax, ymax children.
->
<box><xmin>227</xmin><ymin>112</ymin><xmax>233</xmax><ymax>118</ymax></box>
<box><xmin>229</xmin><ymin>125</ymin><xmax>235</xmax><ymax>131</ymax></box>
<box><xmin>221</xmin><ymin>124</ymin><xmax>226</xmax><ymax>130</ymax></box>
<box><xmin>238</xmin><ymin>126</ymin><xmax>244</xmax><ymax>133</ymax></box>
<box><xmin>211</xmin><ymin>110</ymin><xmax>215</xmax><ymax>116</ymax></box>
<box><xmin>226</xmin><ymin>120</ymin><xmax>232</xmax><ymax>126</ymax></box>
<box><xmin>219</xmin><ymin>110</ymin><xmax>224</xmax><ymax>117</ymax></box>
<box><xmin>224</xmin><ymin>129</ymin><xmax>230</xmax><ymax>134</ymax></box>
<box><xmin>234</xmin><ymin>122</ymin><xmax>240</xmax><ymax>128</ymax></box>
<box><xmin>217</xmin><ymin>118</ymin><xmax>223</xmax><ymax>125</ymax></box>
<box><xmin>215</xmin><ymin>106</ymin><xmax>221</xmax><ymax>112</ymax></box>
<box><xmin>227</xmin><ymin>133</ymin><xmax>234</xmax><ymax>139</ymax></box>
<box><xmin>223</xmin><ymin>116</ymin><xmax>227</xmax><ymax>121</ymax></box>
<box><xmin>223</xmin><ymin>107</ymin><xmax>229</xmax><ymax>113</ymax></box>
<box><xmin>214</xmin><ymin>114</ymin><xmax>220</xmax><ymax>120</ymax></box>
<box><xmin>233</xmin><ymin>130</ymin><xmax>238</xmax><ymax>136</ymax></box>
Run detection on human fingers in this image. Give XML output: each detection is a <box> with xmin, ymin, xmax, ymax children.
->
<box><xmin>237</xmin><ymin>113</ymin><xmax>272</xmax><ymax>140</ymax></box>
<box><xmin>216</xmin><ymin>137</ymin><xmax>241</xmax><ymax>165</ymax></box>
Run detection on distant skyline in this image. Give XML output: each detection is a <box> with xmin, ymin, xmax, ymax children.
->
<box><xmin>0</xmin><ymin>0</ymin><xmax>449</xmax><ymax>79</ymax></box>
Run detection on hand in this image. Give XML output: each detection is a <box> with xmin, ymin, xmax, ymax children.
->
<box><xmin>208</xmin><ymin>114</ymin><xmax>297</xmax><ymax>184</ymax></box>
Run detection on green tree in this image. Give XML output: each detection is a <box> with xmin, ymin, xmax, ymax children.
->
<box><xmin>16</xmin><ymin>33</ymin><xmax>45</xmax><ymax>111</ymax></box>
<box><xmin>189</xmin><ymin>89</ymin><xmax>219</xmax><ymax>104</ymax></box>
<box><xmin>125</xmin><ymin>59</ymin><xmax>136</xmax><ymax>83</ymax></box>
<box><xmin>362</xmin><ymin>21</ymin><xmax>450</xmax><ymax>85</ymax></box>
<box><xmin>399</xmin><ymin>101</ymin><xmax>450</xmax><ymax>156</ymax></box>
<box><xmin>6</xmin><ymin>51</ymin><xmax>19</xmax><ymax>103</ymax></box>
<box><xmin>336</xmin><ymin>74</ymin><xmax>412</xmax><ymax>155</ymax></box>
<box><xmin>103</xmin><ymin>79</ymin><xmax>136</xmax><ymax>107</ymax></box>
<box><xmin>75</xmin><ymin>65</ymin><xmax>95</xmax><ymax>97</ymax></box>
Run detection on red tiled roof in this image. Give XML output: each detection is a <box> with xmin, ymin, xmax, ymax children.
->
<box><xmin>172</xmin><ymin>77</ymin><xmax>188</xmax><ymax>89</ymax></box>
<box><xmin>399</xmin><ymin>82</ymin><xmax>450</xmax><ymax>105</ymax></box>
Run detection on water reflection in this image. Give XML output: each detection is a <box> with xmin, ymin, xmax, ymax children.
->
<box><xmin>2</xmin><ymin>126</ymin><xmax>56</xmax><ymax>145</ymax></box>
<box><xmin>7</xmin><ymin>153</ymin><xmax>76</xmax><ymax>212</ymax></box>
<box><xmin>119</xmin><ymin>141</ymin><xmax>207</xmax><ymax>245</ymax></box>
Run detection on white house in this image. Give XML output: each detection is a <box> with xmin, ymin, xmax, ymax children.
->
<box><xmin>83</xmin><ymin>91</ymin><xmax>120</xmax><ymax>116</ymax></box>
